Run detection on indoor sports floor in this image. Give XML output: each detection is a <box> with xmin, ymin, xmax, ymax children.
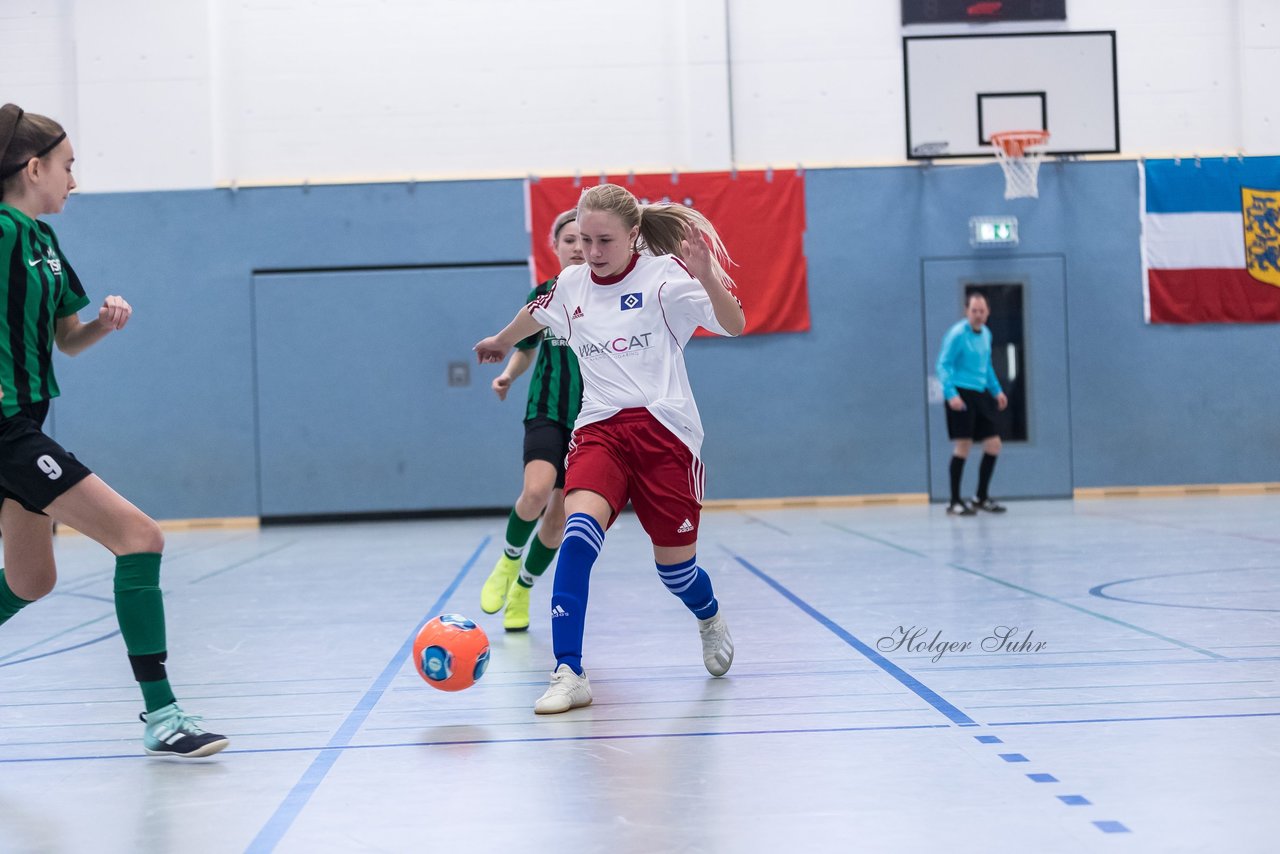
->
<box><xmin>1</xmin><ymin>496</ymin><xmax>1277</xmax><ymax>853</ymax></box>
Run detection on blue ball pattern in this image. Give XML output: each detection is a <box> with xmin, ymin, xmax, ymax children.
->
<box><xmin>473</xmin><ymin>647</ymin><xmax>491</xmax><ymax>681</ymax></box>
<box><xmin>421</xmin><ymin>644</ymin><xmax>453</xmax><ymax>682</ymax></box>
<box><xmin>439</xmin><ymin>614</ymin><xmax>477</xmax><ymax>630</ymax></box>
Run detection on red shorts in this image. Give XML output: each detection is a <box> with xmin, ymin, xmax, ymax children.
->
<box><xmin>564</xmin><ymin>408</ymin><xmax>704</xmax><ymax>547</ymax></box>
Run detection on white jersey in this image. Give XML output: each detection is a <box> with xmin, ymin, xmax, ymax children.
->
<box><xmin>526</xmin><ymin>253</ymin><xmax>738</xmax><ymax>457</ymax></box>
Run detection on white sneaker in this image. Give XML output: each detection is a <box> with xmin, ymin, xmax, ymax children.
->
<box><xmin>698</xmin><ymin>613</ymin><xmax>734</xmax><ymax>677</ymax></box>
<box><xmin>533</xmin><ymin>664</ymin><xmax>592</xmax><ymax>714</ymax></box>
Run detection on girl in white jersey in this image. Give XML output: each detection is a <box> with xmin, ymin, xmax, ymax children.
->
<box><xmin>475</xmin><ymin>183</ymin><xmax>744</xmax><ymax>714</ymax></box>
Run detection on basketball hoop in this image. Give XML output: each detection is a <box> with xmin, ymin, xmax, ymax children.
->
<box><xmin>990</xmin><ymin>130</ymin><xmax>1050</xmax><ymax>199</ymax></box>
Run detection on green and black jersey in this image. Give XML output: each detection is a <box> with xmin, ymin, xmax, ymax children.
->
<box><xmin>0</xmin><ymin>203</ymin><xmax>91</xmax><ymax>418</ymax></box>
<box><xmin>516</xmin><ymin>278</ymin><xmax>582</xmax><ymax>428</ymax></box>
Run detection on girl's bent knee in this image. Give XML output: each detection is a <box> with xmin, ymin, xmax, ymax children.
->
<box><xmin>523</xmin><ymin>488</ymin><xmax>553</xmax><ymax>512</ymax></box>
<box><xmin>9</xmin><ymin>570</ymin><xmax>56</xmax><ymax>601</ymax></box>
<box><xmin>123</xmin><ymin>518</ymin><xmax>165</xmax><ymax>555</ymax></box>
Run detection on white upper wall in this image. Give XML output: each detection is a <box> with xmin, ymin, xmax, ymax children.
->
<box><xmin>2</xmin><ymin>0</ymin><xmax>1276</xmax><ymax>192</ymax></box>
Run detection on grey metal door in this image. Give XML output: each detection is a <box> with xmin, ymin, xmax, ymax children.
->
<box><xmin>253</xmin><ymin>265</ymin><xmax>528</xmax><ymax>517</ymax></box>
<box><xmin>923</xmin><ymin>256</ymin><xmax>1072</xmax><ymax>500</ymax></box>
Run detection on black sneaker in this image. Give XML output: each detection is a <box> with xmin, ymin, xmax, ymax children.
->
<box><xmin>141</xmin><ymin>703</ymin><xmax>230</xmax><ymax>758</ymax></box>
<box><xmin>971</xmin><ymin>497</ymin><xmax>1007</xmax><ymax>513</ymax></box>
<box><xmin>946</xmin><ymin>500</ymin><xmax>976</xmax><ymax>516</ymax></box>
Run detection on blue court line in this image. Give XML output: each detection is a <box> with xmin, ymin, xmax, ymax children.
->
<box><xmin>51</xmin><ymin>591</ymin><xmax>114</xmax><ymax>604</ymax></box>
<box><xmin>243</xmin><ymin>536</ymin><xmax>489</xmax><ymax>854</ymax></box>
<box><xmin>0</xmin><ymin>722</ymin><xmax>954</xmax><ymax>765</ymax></box>
<box><xmin>10</xmin><ymin>707</ymin><xmax>1277</xmax><ymax>766</ymax></box>
<box><xmin>988</xmin><ymin>710</ymin><xmax>1280</xmax><ymax>727</ymax></box>
<box><xmin>1</xmin><ymin>541</ymin><xmax>296</xmax><ymax>669</ymax></box>
<box><xmin>1089</xmin><ymin>566</ymin><xmax>1280</xmax><ymax>613</ymax></box>
<box><xmin>949</xmin><ymin>678</ymin><xmax>1268</xmax><ymax>693</ymax></box>
<box><xmin>740</xmin><ymin>514</ymin><xmax>793</xmax><ymax>536</ymax></box>
<box><xmin>1094</xmin><ymin>820</ymin><xmax>1131</xmax><ymax>833</ymax></box>
<box><xmin>826</xmin><ymin>522</ymin><xmax>1227</xmax><ymax>659</ymax></box>
<box><xmin>976</xmin><ymin>734</ymin><xmax>1131</xmax><ymax>833</ymax></box>
<box><xmin>1</xmin><ymin>687</ymin><xmax>358</xmax><ymax>709</ymax></box>
<box><xmin>56</xmin><ymin>570</ymin><xmax>114</xmax><ymax>594</ymax></box>
<box><xmin>365</xmin><ymin>704</ymin><xmax>938</xmax><ymax>735</ymax></box>
<box><xmin>0</xmin><ymin>613</ymin><xmax>117</xmax><ymax>664</ymax></box>
<box><xmin>0</xmin><ymin>630</ymin><xmax>120</xmax><ymax>669</ymax></box>
<box><xmin>723</xmin><ymin>548</ymin><xmax>977</xmax><ymax>726</ymax></box>
<box><xmin>968</xmin><ymin>694</ymin><xmax>1280</xmax><ymax>711</ymax></box>
<box><xmin>5</xmin><ymin>728</ymin><xmax>331</xmax><ymax>749</ymax></box>
<box><xmin>915</xmin><ymin>655</ymin><xmax>1280</xmax><ymax>672</ymax></box>
<box><xmin>0</xmin><ymin>546</ymin><xmax>298</xmax><ymax>668</ymax></box>
<box><xmin>941</xmin><ymin>563</ymin><xmax>1230</xmax><ymax>659</ymax></box>
<box><xmin>6</xmin><ymin>674</ymin><xmax>372</xmax><ymax>696</ymax></box>
<box><xmin>1076</xmin><ymin>508</ymin><xmax>1280</xmax><ymax>547</ymax></box>
<box><xmin>189</xmin><ymin>540</ymin><xmax>299</xmax><ymax>585</ymax></box>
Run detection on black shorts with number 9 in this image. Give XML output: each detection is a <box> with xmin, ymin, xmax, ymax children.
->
<box><xmin>0</xmin><ymin>402</ymin><xmax>94</xmax><ymax>515</ymax></box>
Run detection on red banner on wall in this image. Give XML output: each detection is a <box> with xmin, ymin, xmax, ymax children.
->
<box><xmin>526</xmin><ymin>170</ymin><xmax>809</xmax><ymax>335</ymax></box>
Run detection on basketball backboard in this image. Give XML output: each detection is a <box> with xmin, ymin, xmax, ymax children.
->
<box><xmin>903</xmin><ymin>31</ymin><xmax>1119</xmax><ymax>160</ymax></box>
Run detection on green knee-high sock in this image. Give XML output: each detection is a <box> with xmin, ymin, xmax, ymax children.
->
<box><xmin>113</xmin><ymin>553</ymin><xmax>176</xmax><ymax>713</ymax></box>
<box><xmin>0</xmin><ymin>568</ymin><xmax>34</xmax><ymax>627</ymax></box>
<box><xmin>503</xmin><ymin>508</ymin><xmax>539</xmax><ymax>559</ymax></box>
<box><xmin>517</xmin><ymin>536</ymin><xmax>558</xmax><ymax>588</ymax></box>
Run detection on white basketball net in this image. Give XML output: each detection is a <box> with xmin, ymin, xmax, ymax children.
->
<box><xmin>991</xmin><ymin>132</ymin><xmax>1049</xmax><ymax>199</ymax></box>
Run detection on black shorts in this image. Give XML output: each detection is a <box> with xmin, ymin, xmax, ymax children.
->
<box><xmin>522</xmin><ymin>416</ymin><xmax>572</xmax><ymax>489</ymax></box>
<box><xmin>0</xmin><ymin>401</ymin><xmax>94</xmax><ymax>515</ymax></box>
<box><xmin>945</xmin><ymin>387</ymin><xmax>1002</xmax><ymax>442</ymax></box>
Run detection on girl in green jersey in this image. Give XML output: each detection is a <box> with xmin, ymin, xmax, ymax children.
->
<box><xmin>0</xmin><ymin>104</ymin><xmax>227</xmax><ymax>758</ymax></box>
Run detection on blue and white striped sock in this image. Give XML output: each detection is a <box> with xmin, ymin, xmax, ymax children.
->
<box><xmin>550</xmin><ymin>513</ymin><xmax>605</xmax><ymax>675</ymax></box>
<box><xmin>656</xmin><ymin>555</ymin><xmax>718</xmax><ymax>620</ymax></box>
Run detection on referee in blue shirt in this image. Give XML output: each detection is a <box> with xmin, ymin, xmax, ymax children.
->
<box><xmin>936</xmin><ymin>293</ymin><xmax>1008</xmax><ymax>515</ymax></box>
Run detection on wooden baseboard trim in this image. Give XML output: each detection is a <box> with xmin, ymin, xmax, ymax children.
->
<box><xmin>55</xmin><ymin>516</ymin><xmax>261</xmax><ymax>536</ymax></box>
<box><xmin>703</xmin><ymin>493</ymin><xmax>930</xmax><ymax>511</ymax></box>
<box><xmin>46</xmin><ymin>484</ymin><xmax>1275</xmax><ymax>535</ymax></box>
<box><xmin>1074</xmin><ymin>482</ymin><xmax>1280</xmax><ymax>499</ymax></box>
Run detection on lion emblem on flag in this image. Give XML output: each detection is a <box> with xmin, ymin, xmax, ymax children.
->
<box><xmin>1242</xmin><ymin>187</ymin><xmax>1280</xmax><ymax>287</ymax></box>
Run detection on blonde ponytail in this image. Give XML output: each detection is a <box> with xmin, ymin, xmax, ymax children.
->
<box><xmin>577</xmin><ymin>183</ymin><xmax>736</xmax><ymax>288</ymax></box>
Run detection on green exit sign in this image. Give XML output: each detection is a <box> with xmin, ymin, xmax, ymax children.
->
<box><xmin>970</xmin><ymin>216</ymin><xmax>1019</xmax><ymax>247</ymax></box>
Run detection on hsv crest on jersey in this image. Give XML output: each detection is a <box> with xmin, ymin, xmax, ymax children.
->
<box><xmin>620</xmin><ymin>292</ymin><xmax>643</xmax><ymax>310</ymax></box>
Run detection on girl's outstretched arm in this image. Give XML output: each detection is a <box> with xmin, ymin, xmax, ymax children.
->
<box><xmin>475</xmin><ymin>308</ymin><xmax>545</xmax><ymax>364</ymax></box>
<box><xmin>55</xmin><ymin>294</ymin><xmax>132</xmax><ymax>356</ymax></box>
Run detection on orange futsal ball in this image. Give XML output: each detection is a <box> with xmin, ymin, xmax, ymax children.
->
<box><xmin>412</xmin><ymin>614</ymin><xmax>491</xmax><ymax>692</ymax></box>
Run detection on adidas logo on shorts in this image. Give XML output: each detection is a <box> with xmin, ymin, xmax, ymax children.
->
<box><xmin>677</xmin><ymin>519</ymin><xmax>694</xmax><ymax>534</ymax></box>
<box><xmin>551</xmin><ymin>604</ymin><xmax>569</xmax><ymax>618</ymax></box>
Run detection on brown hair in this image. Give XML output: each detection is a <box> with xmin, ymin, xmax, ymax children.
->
<box><xmin>0</xmin><ymin>104</ymin><xmax>67</xmax><ymax>200</ymax></box>
<box><xmin>550</xmin><ymin>208</ymin><xmax>577</xmax><ymax>245</ymax></box>
<box><xmin>577</xmin><ymin>183</ymin><xmax>735</xmax><ymax>287</ymax></box>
